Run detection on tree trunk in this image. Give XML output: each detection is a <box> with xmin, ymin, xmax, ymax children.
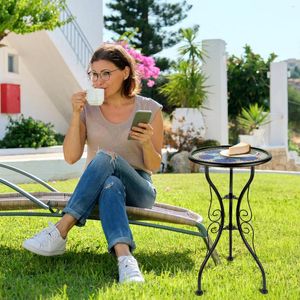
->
<box><xmin>140</xmin><ymin>1</ymin><xmax>150</xmax><ymax>55</ymax></box>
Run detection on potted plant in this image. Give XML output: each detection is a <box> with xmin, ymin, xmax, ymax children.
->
<box><xmin>159</xmin><ymin>25</ymin><xmax>207</xmax><ymax>139</ymax></box>
<box><xmin>237</xmin><ymin>103</ymin><xmax>270</xmax><ymax>146</ymax></box>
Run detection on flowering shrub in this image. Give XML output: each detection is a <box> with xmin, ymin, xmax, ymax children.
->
<box><xmin>119</xmin><ymin>42</ymin><xmax>160</xmax><ymax>87</ymax></box>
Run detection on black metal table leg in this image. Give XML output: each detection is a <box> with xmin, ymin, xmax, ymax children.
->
<box><xmin>196</xmin><ymin>166</ymin><xmax>268</xmax><ymax>296</ymax></box>
<box><xmin>236</xmin><ymin>167</ymin><xmax>268</xmax><ymax>294</ymax></box>
<box><xmin>227</xmin><ymin>168</ymin><xmax>234</xmax><ymax>261</ymax></box>
<box><xmin>189</xmin><ymin>146</ymin><xmax>272</xmax><ymax>296</ymax></box>
<box><xmin>195</xmin><ymin>166</ymin><xmax>225</xmax><ymax>296</ymax></box>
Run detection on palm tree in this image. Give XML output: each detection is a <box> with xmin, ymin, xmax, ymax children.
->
<box><xmin>159</xmin><ymin>25</ymin><xmax>207</xmax><ymax>108</ymax></box>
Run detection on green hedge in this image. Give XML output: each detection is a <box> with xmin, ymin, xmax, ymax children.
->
<box><xmin>0</xmin><ymin>115</ymin><xmax>64</xmax><ymax>148</ymax></box>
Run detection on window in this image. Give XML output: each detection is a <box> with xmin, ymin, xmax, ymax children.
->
<box><xmin>8</xmin><ymin>54</ymin><xmax>18</xmax><ymax>73</ymax></box>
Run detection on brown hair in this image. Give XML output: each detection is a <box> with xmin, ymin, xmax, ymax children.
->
<box><xmin>89</xmin><ymin>43</ymin><xmax>141</xmax><ymax>97</ymax></box>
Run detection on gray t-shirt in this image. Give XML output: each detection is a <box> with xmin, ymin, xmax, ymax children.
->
<box><xmin>80</xmin><ymin>95</ymin><xmax>162</xmax><ymax>173</ymax></box>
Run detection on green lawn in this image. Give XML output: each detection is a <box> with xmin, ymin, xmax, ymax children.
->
<box><xmin>0</xmin><ymin>173</ymin><xmax>299</xmax><ymax>300</ymax></box>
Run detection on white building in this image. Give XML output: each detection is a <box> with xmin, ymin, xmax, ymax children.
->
<box><xmin>285</xmin><ymin>58</ymin><xmax>300</xmax><ymax>71</ymax></box>
<box><xmin>0</xmin><ymin>0</ymin><xmax>103</xmax><ymax>139</ymax></box>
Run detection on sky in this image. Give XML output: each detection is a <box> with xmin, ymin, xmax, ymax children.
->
<box><xmin>103</xmin><ymin>0</ymin><xmax>300</xmax><ymax>62</ymax></box>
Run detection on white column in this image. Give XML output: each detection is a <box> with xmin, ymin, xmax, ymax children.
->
<box><xmin>201</xmin><ymin>39</ymin><xmax>228</xmax><ymax>144</ymax></box>
<box><xmin>269</xmin><ymin>62</ymin><xmax>288</xmax><ymax>148</ymax></box>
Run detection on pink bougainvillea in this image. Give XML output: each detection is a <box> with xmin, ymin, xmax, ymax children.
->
<box><xmin>119</xmin><ymin>42</ymin><xmax>160</xmax><ymax>87</ymax></box>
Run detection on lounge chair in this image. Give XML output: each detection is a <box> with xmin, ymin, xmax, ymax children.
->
<box><xmin>0</xmin><ymin>162</ymin><xmax>220</xmax><ymax>265</ymax></box>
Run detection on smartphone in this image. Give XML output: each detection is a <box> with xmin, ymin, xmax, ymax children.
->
<box><xmin>128</xmin><ymin>110</ymin><xmax>152</xmax><ymax>140</ymax></box>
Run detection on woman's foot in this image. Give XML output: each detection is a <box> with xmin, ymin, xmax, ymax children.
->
<box><xmin>118</xmin><ymin>255</ymin><xmax>144</xmax><ymax>283</ymax></box>
<box><xmin>23</xmin><ymin>222</ymin><xmax>66</xmax><ymax>256</ymax></box>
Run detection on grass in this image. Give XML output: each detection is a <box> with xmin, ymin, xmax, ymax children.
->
<box><xmin>0</xmin><ymin>172</ymin><xmax>299</xmax><ymax>299</ymax></box>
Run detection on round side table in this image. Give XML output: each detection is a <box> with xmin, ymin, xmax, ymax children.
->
<box><xmin>189</xmin><ymin>145</ymin><xmax>272</xmax><ymax>296</ymax></box>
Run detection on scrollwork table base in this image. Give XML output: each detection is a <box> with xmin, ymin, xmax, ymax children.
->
<box><xmin>189</xmin><ymin>146</ymin><xmax>272</xmax><ymax>296</ymax></box>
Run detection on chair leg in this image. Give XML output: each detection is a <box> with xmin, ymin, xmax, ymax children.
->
<box><xmin>196</xmin><ymin>223</ymin><xmax>221</xmax><ymax>265</ymax></box>
<box><xmin>202</xmin><ymin>235</ymin><xmax>221</xmax><ymax>265</ymax></box>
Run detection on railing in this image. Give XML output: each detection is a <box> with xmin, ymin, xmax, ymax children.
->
<box><xmin>59</xmin><ymin>5</ymin><xmax>93</xmax><ymax>69</ymax></box>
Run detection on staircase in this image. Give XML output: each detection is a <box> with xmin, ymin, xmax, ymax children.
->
<box><xmin>59</xmin><ymin>5</ymin><xmax>93</xmax><ymax>69</ymax></box>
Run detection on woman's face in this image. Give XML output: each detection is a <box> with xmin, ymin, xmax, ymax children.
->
<box><xmin>90</xmin><ymin>59</ymin><xmax>129</xmax><ymax>98</ymax></box>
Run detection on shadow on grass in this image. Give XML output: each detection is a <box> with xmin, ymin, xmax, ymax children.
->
<box><xmin>0</xmin><ymin>245</ymin><xmax>195</xmax><ymax>299</ymax></box>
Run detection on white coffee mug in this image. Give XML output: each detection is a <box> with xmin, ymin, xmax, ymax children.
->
<box><xmin>86</xmin><ymin>88</ymin><xmax>104</xmax><ymax>106</ymax></box>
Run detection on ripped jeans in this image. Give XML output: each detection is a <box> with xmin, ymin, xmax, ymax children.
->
<box><xmin>63</xmin><ymin>150</ymin><xmax>156</xmax><ymax>252</ymax></box>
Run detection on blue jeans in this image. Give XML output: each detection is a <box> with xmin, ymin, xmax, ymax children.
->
<box><xmin>63</xmin><ymin>150</ymin><xmax>156</xmax><ymax>252</ymax></box>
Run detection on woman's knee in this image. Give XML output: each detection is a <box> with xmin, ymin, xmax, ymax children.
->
<box><xmin>99</xmin><ymin>176</ymin><xmax>126</xmax><ymax>211</ymax></box>
<box><xmin>103</xmin><ymin>176</ymin><xmax>125</xmax><ymax>195</ymax></box>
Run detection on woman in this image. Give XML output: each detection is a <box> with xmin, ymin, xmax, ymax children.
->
<box><xmin>23</xmin><ymin>43</ymin><xmax>164</xmax><ymax>284</ymax></box>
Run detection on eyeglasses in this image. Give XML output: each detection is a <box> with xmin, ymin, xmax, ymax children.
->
<box><xmin>87</xmin><ymin>68</ymin><xmax>119</xmax><ymax>81</ymax></box>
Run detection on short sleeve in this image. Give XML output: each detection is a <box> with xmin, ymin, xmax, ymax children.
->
<box><xmin>136</xmin><ymin>95</ymin><xmax>163</xmax><ymax>122</ymax></box>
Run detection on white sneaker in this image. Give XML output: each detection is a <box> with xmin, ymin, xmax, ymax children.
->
<box><xmin>118</xmin><ymin>255</ymin><xmax>145</xmax><ymax>283</ymax></box>
<box><xmin>23</xmin><ymin>222</ymin><xmax>66</xmax><ymax>256</ymax></box>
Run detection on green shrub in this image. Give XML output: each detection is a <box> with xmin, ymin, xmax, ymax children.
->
<box><xmin>236</xmin><ymin>103</ymin><xmax>270</xmax><ymax>134</ymax></box>
<box><xmin>198</xmin><ymin>139</ymin><xmax>220</xmax><ymax>148</ymax></box>
<box><xmin>159</xmin><ymin>26</ymin><xmax>207</xmax><ymax>109</ymax></box>
<box><xmin>54</xmin><ymin>133</ymin><xmax>65</xmax><ymax>145</ymax></box>
<box><xmin>0</xmin><ymin>115</ymin><xmax>62</xmax><ymax>148</ymax></box>
<box><xmin>288</xmin><ymin>85</ymin><xmax>300</xmax><ymax>131</ymax></box>
<box><xmin>288</xmin><ymin>130</ymin><xmax>300</xmax><ymax>155</ymax></box>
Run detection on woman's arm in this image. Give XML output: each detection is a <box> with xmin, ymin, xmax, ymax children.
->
<box><xmin>63</xmin><ymin>91</ymin><xmax>87</xmax><ymax>164</ymax></box>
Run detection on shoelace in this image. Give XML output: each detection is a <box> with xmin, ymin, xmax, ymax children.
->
<box><xmin>32</xmin><ymin>224</ymin><xmax>57</xmax><ymax>243</ymax></box>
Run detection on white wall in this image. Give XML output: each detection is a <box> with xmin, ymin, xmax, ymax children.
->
<box><xmin>47</xmin><ymin>29</ymin><xmax>90</xmax><ymax>90</ymax></box>
<box><xmin>67</xmin><ymin>0</ymin><xmax>103</xmax><ymax>50</ymax></box>
<box><xmin>0</xmin><ymin>43</ymin><xmax>69</xmax><ymax>139</ymax></box>
<box><xmin>6</xmin><ymin>31</ymin><xmax>87</xmax><ymax>123</ymax></box>
<box><xmin>0</xmin><ymin>1</ymin><xmax>103</xmax><ymax>139</ymax></box>
<box><xmin>20</xmin><ymin>59</ymin><xmax>69</xmax><ymax>133</ymax></box>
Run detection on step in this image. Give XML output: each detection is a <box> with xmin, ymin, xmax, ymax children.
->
<box><xmin>0</xmin><ymin>146</ymin><xmax>87</xmax><ymax>184</ymax></box>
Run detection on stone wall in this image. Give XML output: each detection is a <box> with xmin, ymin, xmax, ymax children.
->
<box><xmin>256</xmin><ymin>147</ymin><xmax>300</xmax><ymax>171</ymax></box>
<box><xmin>165</xmin><ymin>147</ymin><xmax>300</xmax><ymax>173</ymax></box>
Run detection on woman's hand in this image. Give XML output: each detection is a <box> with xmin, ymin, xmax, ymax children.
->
<box><xmin>129</xmin><ymin>123</ymin><xmax>154</xmax><ymax>145</ymax></box>
<box><xmin>131</xmin><ymin>110</ymin><xmax>163</xmax><ymax>172</ymax></box>
<box><xmin>71</xmin><ymin>91</ymin><xmax>87</xmax><ymax>113</ymax></box>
